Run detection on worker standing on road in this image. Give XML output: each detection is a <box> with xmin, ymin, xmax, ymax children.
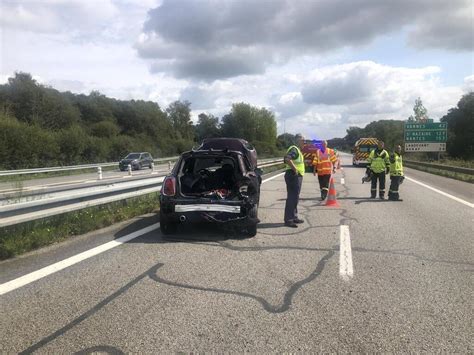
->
<box><xmin>284</xmin><ymin>134</ymin><xmax>306</xmax><ymax>228</ymax></box>
<box><xmin>367</xmin><ymin>140</ymin><xmax>390</xmax><ymax>199</ymax></box>
<box><xmin>312</xmin><ymin>140</ymin><xmax>337</xmax><ymax>200</ymax></box>
<box><xmin>388</xmin><ymin>144</ymin><xmax>404</xmax><ymax>201</ymax></box>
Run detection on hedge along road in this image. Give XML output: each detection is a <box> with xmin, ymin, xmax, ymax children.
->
<box><xmin>0</xmin><ymin>153</ymin><xmax>472</xmax><ymax>353</ymax></box>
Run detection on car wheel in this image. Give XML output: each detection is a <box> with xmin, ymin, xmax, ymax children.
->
<box><xmin>246</xmin><ymin>223</ymin><xmax>257</xmax><ymax>237</ymax></box>
<box><xmin>244</xmin><ymin>204</ymin><xmax>258</xmax><ymax>237</ymax></box>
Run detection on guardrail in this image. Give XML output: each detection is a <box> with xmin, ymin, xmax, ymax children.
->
<box><xmin>404</xmin><ymin>160</ymin><xmax>474</xmax><ymax>175</ymax></box>
<box><xmin>0</xmin><ymin>156</ymin><xmax>180</xmax><ymax>177</ymax></box>
<box><xmin>0</xmin><ymin>159</ymin><xmax>284</xmax><ymax>228</ymax></box>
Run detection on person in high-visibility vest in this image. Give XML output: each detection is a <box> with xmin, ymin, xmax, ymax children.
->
<box><xmin>388</xmin><ymin>144</ymin><xmax>404</xmax><ymax>201</ymax></box>
<box><xmin>367</xmin><ymin>140</ymin><xmax>390</xmax><ymax>199</ymax></box>
<box><xmin>283</xmin><ymin>134</ymin><xmax>306</xmax><ymax>228</ymax></box>
<box><xmin>312</xmin><ymin>141</ymin><xmax>338</xmax><ymax>200</ymax></box>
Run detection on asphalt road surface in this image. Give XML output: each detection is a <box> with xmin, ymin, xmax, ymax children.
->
<box><xmin>0</xmin><ymin>154</ymin><xmax>472</xmax><ymax>353</ymax></box>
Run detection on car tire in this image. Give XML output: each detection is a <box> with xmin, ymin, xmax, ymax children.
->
<box><xmin>246</xmin><ymin>223</ymin><xmax>257</xmax><ymax>237</ymax></box>
<box><xmin>245</xmin><ymin>204</ymin><xmax>258</xmax><ymax>237</ymax></box>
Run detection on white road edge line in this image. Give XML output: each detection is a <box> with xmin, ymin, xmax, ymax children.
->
<box><xmin>262</xmin><ymin>172</ymin><xmax>285</xmax><ymax>183</ymax></box>
<box><xmin>339</xmin><ymin>225</ymin><xmax>354</xmax><ymax>281</ymax></box>
<box><xmin>405</xmin><ymin>176</ymin><xmax>473</xmax><ymax>208</ymax></box>
<box><xmin>0</xmin><ymin>223</ymin><xmax>160</xmax><ymax>296</ymax></box>
<box><xmin>1</xmin><ymin>172</ymin><xmax>282</xmax><ymax>296</ymax></box>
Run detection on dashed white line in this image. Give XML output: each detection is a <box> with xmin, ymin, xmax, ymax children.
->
<box><xmin>341</xmin><ymin>178</ymin><xmax>345</xmax><ymax>185</ymax></box>
<box><xmin>339</xmin><ymin>225</ymin><xmax>354</xmax><ymax>281</ymax></box>
<box><xmin>0</xmin><ymin>223</ymin><xmax>160</xmax><ymax>296</ymax></box>
<box><xmin>405</xmin><ymin>176</ymin><xmax>473</xmax><ymax>208</ymax></box>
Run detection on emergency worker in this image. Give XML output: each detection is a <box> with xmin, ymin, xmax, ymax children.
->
<box><xmin>312</xmin><ymin>141</ymin><xmax>337</xmax><ymax>200</ymax></box>
<box><xmin>283</xmin><ymin>134</ymin><xmax>305</xmax><ymax>228</ymax></box>
<box><xmin>367</xmin><ymin>140</ymin><xmax>390</xmax><ymax>199</ymax></box>
<box><xmin>388</xmin><ymin>145</ymin><xmax>404</xmax><ymax>201</ymax></box>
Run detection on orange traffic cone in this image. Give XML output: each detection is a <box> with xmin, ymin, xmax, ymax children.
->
<box><xmin>325</xmin><ymin>177</ymin><xmax>339</xmax><ymax>207</ymax></box>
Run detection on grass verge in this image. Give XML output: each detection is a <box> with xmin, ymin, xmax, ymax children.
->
<box><xmin>0</xmin><ymin>192</ymin><xmax>159</xmax><ymax>261</ymax></box>
<box><xmin>404</xmin><ymin>162</ymin><xmax>474</xmax><ymax>183</ymax></box>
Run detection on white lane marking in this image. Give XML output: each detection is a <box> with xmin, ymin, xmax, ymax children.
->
<box><xmin>0</xmin><ymin>223</ymin><xmax>160</xmax><ymax>296</ymax></box>
<box><xmin>341</xmin><ymin>178</ymin><xmax>345</xmax><ymax>185</ymax></box>
<box><xmin>262</xmin><ymin>172</ymin><xmax>285</xmax><ymax>183</ymax></box>
<box><xmin>405</xmin><ymin>176</ymin><xmax>473</xmax><ymax>208</ymax></box>
<box><xmin>1</xmin><ymin>172</ymin><xmax>282</xmax><ymax>295</ymax></box>
<box><xmin>339</xmin><ymin>225</ymin><xmax>354</xmax><ymax>281</ymax></box>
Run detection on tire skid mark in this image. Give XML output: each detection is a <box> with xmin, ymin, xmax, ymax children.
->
<box><xmin>148</xmin><ymin>249</ymin><xmax>336</xmax><ymax>314</ymax></box>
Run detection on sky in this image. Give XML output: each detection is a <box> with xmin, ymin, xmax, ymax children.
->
<box><xmin>1</xmin><ymin>0</ymin><xmax>473</xmax><ymax>139</ymax></box>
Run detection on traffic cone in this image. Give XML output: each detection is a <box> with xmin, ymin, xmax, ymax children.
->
<box><xmin>325</xmin><ymin>177</ymin><xmax>339</xmax><ymax>207</ymax></box>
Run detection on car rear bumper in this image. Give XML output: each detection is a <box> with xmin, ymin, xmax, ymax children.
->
<box><xmin>161</xmin><ymin>201</ymin><xmax>256</xmax><ymax>226</ymax></box>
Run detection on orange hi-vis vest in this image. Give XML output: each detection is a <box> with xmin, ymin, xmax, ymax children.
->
<box><xmin>312</xmin><ymin>148</ymin><xmax>337</xmax><ymax>175</ymax></box>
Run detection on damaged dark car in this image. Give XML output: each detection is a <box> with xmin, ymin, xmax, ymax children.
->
<box><xmin>159</xmin><ymin>138</ymin><xmax>262</xmax><ymax>237</ymax></box>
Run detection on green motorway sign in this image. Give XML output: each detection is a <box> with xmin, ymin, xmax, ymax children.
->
<box><xmin>404</xmin><ymin>122</ymin><xmax>447</xmax><ymax>143</ymax></box>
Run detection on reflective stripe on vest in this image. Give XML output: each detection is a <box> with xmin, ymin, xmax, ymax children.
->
<box><xmin>285</xmin><ymin>145</ymin><xmax>305</xmax><ymax>176</ymax></box>
<box><xmin>313</xmin><ymin>148</ymin><xmax>336</xmax><ymax>175</ymax></box>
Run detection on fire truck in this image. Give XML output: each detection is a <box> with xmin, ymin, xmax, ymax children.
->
<box><xmin>352</xmin><ymin>138</ymin><xmax>378</xmax><ymax>166</ymax></box>
<box><xmin>302</xmin><ymin>139</ymin><xmax>324</xmax><ymax>172</ymax></box>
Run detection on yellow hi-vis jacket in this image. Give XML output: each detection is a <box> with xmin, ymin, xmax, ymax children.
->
<box><xmin>285</xmin><ymin>145</ymin><xmax>305</xmax><ymax>176</ymax></box>
<box><xmin>312</xmin><ymin>148</ymin><xmax>337</xmax><ymax>175</ymax></box>
<box><xmin>368</xmin><ymin>149</ymin><xmax>390</xmax><ymax>173</ymax></box>
<box><xmin>389</xmin><ymin>152</ymin><xmax>404</xmax><ymax>176</ymax></box>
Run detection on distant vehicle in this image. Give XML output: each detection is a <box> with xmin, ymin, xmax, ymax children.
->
<box><xmin>302</xmin><ymin>139</ymin><xmax>324</xmax><ymax>172</ymax></box>
<box><xmin>352</xmin><ymin>138</ymin><xmax>378</xmax><ymax>166</ymax></box>
<box><xmin>119</xmin><ymin>152</ymin><xmax>153</xmax><ymax>171</ymax></box>
<box><xmin>159</xmin><ymin>138</ymin><xmax>262</xmax><ymax>237</ymax></box>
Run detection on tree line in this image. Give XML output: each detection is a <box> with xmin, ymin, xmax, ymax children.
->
<box><xmin>0</xmin><ymin>72</ymin><xmax>472</xmax><ymax>169</ymax></box>
<box><xmin>0</xmin><ymin>72</ymin><xmax>278</xmax><ymax>169</ymax></box>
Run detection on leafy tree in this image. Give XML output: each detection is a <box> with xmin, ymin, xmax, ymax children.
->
<box><xmin>277</xmin><ymin>133</ymin><xmax>296</xmax><ymax>150</ymax></box>
<box><xmin>166</xmin><ymin>100</ymin><xmax>194</xmax><ymax>141</ymax></box>
<box><xmin>408</xmin><ymin>97</ymin><xmax>428</xmax><ymax>122</ymax></box>
<box><xmin>441</xmin><ymin>92</ymin><xmax>474</xmax><ymax>159</ymax></box>
<box><xmin>195</xmin><ymin>113</ymin><xmax>221</xmax><ymax>142</ymax></box>
<box><xmin>90</xmin><ymin>121</ymin><xmax>120</xmax><ymax>138</ymax></box>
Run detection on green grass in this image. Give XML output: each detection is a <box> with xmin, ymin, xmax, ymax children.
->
<box><xmin>0</xmin><ymin>192</ymin><xmax>159</xmax><ymax>260</ymax></box>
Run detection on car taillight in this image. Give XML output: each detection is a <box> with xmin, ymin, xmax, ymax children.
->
<box><xmin>162</xmin><ymin>176</ymin><xmax>176</xmax><ymax>196</ymax></box>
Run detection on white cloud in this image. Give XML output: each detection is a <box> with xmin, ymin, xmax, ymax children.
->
<box><xmin>463</xmin><ymin>75</ymin><xmax>474</xmax><ymax>93</ymax></box>
<box><xmin>137</xmin><ymin>0</ymin><xmax>472</xmax><ymax>81</ymax></box>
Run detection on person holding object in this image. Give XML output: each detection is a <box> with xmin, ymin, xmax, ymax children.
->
<box><xmin>388</xmin><ymin>144</ymin><xmax>404</xmax><ymax>201</ymax></box>
<box><xmin>283</xmin><ymin>134</ymin><xmax>305</xmax><ymax>228</ymax></box>
<box><xmin>312</xmin><ymin>140</ymin><xmax>337</xmax><ymax>200</ymax></box>
<box><xmin>367</xmin><ymin>140</ymin><xmax>390</xmax><ymax>199</ymax></box>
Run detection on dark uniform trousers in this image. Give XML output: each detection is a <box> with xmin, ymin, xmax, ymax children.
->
<box><xmin>318</xmin><ymin>174</ymin><xmax>331</xmax><ymax>199</ymax></box>
<box><xmin>389</xmin><ymin>176</ymin><xmax>401</xmax><ymax>200</ymax></box>
<box><xmin>371</xmin><ymin>171</ymin><xmax>386</xmax><ymax>198</ymax></box>
<box><xmin>284</xmin><ymin>170</ymin><xmax>303</xmax><ymax>223</ymax></box>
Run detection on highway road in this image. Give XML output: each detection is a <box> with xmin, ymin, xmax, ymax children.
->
<box><xmin>0</xmin><ymin>153</ymin><xmax>472</xmax><ymax>353</ymax></box>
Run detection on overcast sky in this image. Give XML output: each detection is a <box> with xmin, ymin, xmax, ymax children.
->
<box><xmin>1</xmin><ymin>0</ymin><xmax>472</xmax><ymax>139</ymax></box>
